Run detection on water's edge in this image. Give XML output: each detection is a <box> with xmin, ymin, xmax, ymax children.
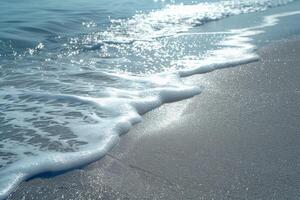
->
<box><xmin>1</xmin><ymin>8</ymin><xmax>300</xmax><ymax>199</ymax></box>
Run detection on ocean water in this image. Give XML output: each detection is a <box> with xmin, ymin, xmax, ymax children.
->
<box><xmin>0</xmin><ymin>0</ymin><xmax>300</xmax><ymax>198</ymax></box>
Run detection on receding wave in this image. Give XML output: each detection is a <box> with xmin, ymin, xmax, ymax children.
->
<box><xmin>0</xmin><ymin>0</ymin><xmax>299</xmax><ymax>199</ymax></box>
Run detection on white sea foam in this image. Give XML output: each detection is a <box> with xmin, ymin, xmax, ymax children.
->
<box><xmin>1</xmin><ymin>2</ymin><xmax>300</xmax><ymax>199</ymax></box>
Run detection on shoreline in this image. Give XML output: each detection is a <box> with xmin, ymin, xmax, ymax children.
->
<box><xmin>7</xmin><ymin>37</ymin><xmax>300</xmax><ymax>199</ymax></box>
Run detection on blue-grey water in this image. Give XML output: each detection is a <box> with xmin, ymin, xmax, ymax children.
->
<box><xmin>1</xmin><ymin>0</ymin><xmax>300</xmax><ymax>198</ymax></box>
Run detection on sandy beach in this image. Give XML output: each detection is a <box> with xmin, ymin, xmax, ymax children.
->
<box><xmin>7</xmin><ymin>37</ymin><xmax>300</xmax><ymax>200</ymax></box>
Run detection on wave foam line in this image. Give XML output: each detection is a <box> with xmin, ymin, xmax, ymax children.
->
<box><xmin>175</xmin><ymin>10</ymin><xmax>300</xmax><ymax>77</ymax></box>
<box><xmin>0</xmin><ymin>85</ymin><xmax>201</xmax><ymax>200</ymax></box>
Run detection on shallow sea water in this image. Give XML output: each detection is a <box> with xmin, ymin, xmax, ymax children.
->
<box><xmin>0</xmin><ymin>0</ymin><xmax>300</xmax><ymax>198</ymax></box>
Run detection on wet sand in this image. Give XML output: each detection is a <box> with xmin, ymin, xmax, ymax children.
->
<box><xmin>8</xmin><ymin>38</ymin><xmax>300</xmax><ymax>199</ymax></box>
